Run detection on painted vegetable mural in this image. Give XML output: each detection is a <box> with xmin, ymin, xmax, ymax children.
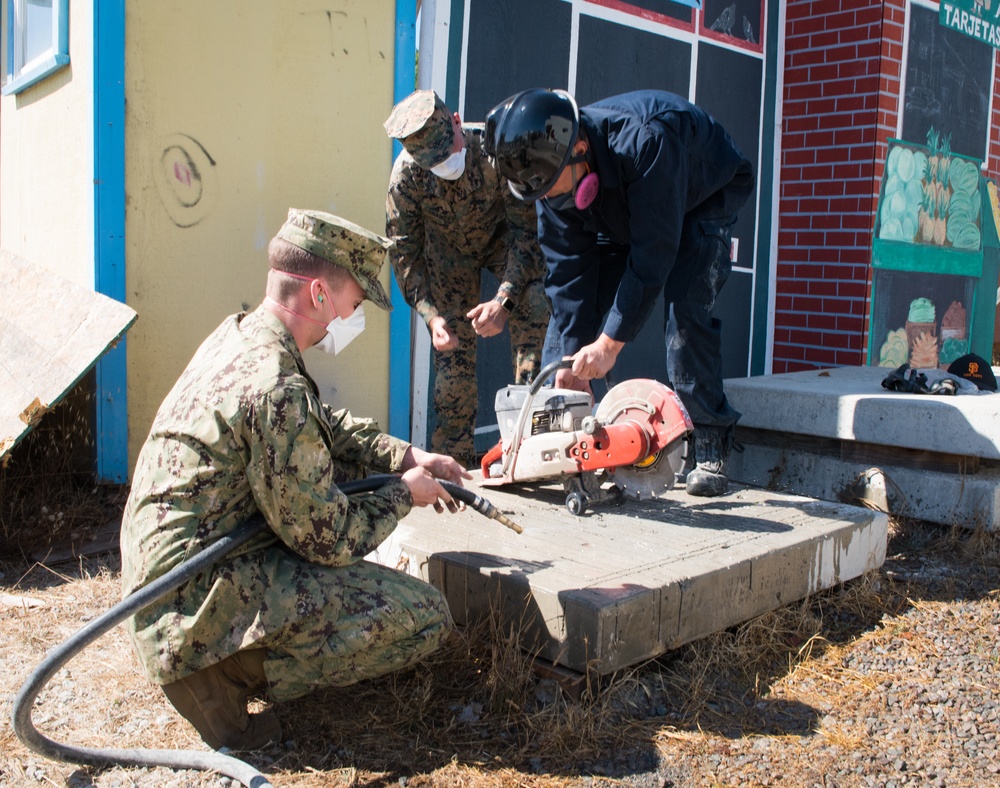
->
<box><xmin>878</xmin><ymin>128</ymin><xmax>981</xmax><ymax>250</ymax></box>
<box><xmin>875</xmin><ymin>129</ymin><xmax>981</xmax><ymax>369</ymax></box>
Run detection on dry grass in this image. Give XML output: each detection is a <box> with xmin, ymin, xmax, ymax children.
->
<box><xmin>3</xmin><ymin>400</ymin><xmax>999</xmax><ymax>786</ymax></box>
<box><xmin>3</xmin><ymin>519</ymin><xmax>996</xmax><ymax>786</ymax></box>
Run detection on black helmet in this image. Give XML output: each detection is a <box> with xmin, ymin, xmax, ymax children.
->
<box><xmin>484</xmin><ymin>88</ymin><xmax>580</xmax><ymax>201</ymax></box>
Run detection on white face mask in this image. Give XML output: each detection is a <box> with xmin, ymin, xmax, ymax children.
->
<box><xmin>430</xmin><ymin>146</ymin><xmax>467</xmax><ymax>180</ymax></box>
<box><xmin>315</xmin><ymin>303</ymin><xmax>366</xmax><ymax>355</ymax></box>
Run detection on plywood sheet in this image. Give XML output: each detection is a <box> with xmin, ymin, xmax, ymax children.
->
<box><xmin>0</xmin><ymin>250</ymin><xmax>137</xmax><ymax>460</ymax></box>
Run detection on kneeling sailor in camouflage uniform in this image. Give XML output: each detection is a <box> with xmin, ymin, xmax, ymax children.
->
<box><xmin>121</xmin><ymin>209</ymin><xmax>469</xmax><ymax>751</ymax></box>
<box><xmin>384</xmin><ymin>90</ymin><xmax>550</xmax><ymax>467</ymax></box>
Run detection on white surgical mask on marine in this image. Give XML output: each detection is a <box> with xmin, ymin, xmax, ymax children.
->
<box><xmin>315</xmin><ymin>303</ymin><xmax>366</xmax><ymax>355</ymax></box>
<box><xmin>430</xmin><ymin>146</ymin><xmax>467</xmax><ymax>180</ymax></box>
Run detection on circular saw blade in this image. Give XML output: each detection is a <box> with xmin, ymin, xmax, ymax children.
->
<box><xmin>596</xmin><ymin>379</ymin><xmax>690</xmax><ymax>501</ymax></box>
<box><xmin>608</xmin><ymin>437</ymin><xmax>687</xmax><ymax>500</ymax></box>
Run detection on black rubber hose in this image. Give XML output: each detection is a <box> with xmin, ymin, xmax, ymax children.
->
<box><xmin>12</xmin><ymin>474</ymin><xmax>519</xmax><ymax>788</ymax></box>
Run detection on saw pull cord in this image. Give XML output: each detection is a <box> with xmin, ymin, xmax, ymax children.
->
<box><xmin>12</xmin><ymin>474</ymin><xmax>519</xmax><ymax>788</ymax></box>
<box><xmin>499</xmin><ymin>358</ymin><xmax>574</xmax><ymax>480</ymax></box>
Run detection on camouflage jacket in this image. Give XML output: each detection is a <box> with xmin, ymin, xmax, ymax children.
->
<box><xmin>121</xmin><ymin>306</ymin><xmax>413</xmax><ymax>684</ymax></box>
<box><xmin>385</xmin><ymin>124</ymin><xmax>545</xmax><ymax>325</ymax></box>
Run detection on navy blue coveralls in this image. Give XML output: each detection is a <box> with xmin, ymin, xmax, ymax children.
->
<box><xmin>537</xmin><ymin>90</ymin><xmax>755</xmax><ymax>433</ymax></box>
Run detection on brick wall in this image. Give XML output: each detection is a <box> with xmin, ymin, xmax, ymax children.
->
<box><xmin>774</xmin><ymin>0</ymin><xmax>907</xmax><ymax>372</ymax></box>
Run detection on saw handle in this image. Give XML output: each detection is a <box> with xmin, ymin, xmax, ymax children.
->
<box><xmin>496</xmin><ymin>359</ymin><xmax>576</xmax><ymax>480</ymax></box>
<box><xmin>531</xmin><ymin>358</ymin><xmax>574</xmax><ymax>395</ymax></box>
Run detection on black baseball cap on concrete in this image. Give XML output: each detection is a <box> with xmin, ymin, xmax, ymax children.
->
<box><xmin>947</xmin><ymin>353</ymin><xmax>998</xmax><ymax>391</ymax></box>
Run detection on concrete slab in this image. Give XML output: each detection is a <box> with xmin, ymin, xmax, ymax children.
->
<box><xmin>727</xmin><ymin>366</ymin><xmax>1000</xmax><ymax>459</ymax></box>
<box><xmin>372</xmin><ymin>476</ymin><xmax>887</xmax><ymax>675</ymax></box>
<box><xmin>725</xmin><ymin>366</ymin><xmax>1000</xmax><ymax>530</ymax></box>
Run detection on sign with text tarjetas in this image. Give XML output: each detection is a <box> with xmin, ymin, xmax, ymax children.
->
<box><xmin>940</xmin><ymin>0</ymin><xmax>1000</xmax><ymax>48</ymax></box>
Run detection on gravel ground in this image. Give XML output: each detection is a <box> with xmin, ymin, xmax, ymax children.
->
<box><xmin>2</xmin><ymin>519</ymin><xmax>998</xmax><ymax>788</ymax></box>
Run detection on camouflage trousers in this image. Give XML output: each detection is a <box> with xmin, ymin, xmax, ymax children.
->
<box><xmin>431</xmin><ymin>275</ymin><xmax>548</xmax><ymax>464</ymax></box>
<box><xmin>256</xmin><ymin>558</ymin><xmax>452</xmax><ymax>701</ymax></box>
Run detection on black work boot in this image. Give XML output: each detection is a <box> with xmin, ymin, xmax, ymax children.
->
<box><xmin>675</xmin><ymin>438</ymin><xmax>696</xmax><ymax>485</ymax></box>
<box><xmin>161</xmin><ymin>649</ymin><xmax>281</xmax><ymax>750</ymax></box>
<box><xmin>685</xmin><ymin>427</ymin><xmax>732</xmax><ymax>498</ymax></box>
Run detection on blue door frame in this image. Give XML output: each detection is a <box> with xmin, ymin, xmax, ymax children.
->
<box><xmin>94</xmin><ymin>0</ymin><xmax>128</xmax><ymax>483</ymax></box>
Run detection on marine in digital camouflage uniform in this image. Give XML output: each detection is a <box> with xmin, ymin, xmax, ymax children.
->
<box><xmin>121</xmin><ymin>208</ymin><xmax>468</xmax><ymax>751</ymax></box>
<box><xmin>384</xmin><ymin>89</ymin><xmax>550</xmax><ymax>466</ymax></box>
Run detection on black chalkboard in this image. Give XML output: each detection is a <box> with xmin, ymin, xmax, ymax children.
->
<box><xmin>462</xmin><ymin>0</ymin><xmax>572</xmax><ymax>122</ymax></box>
<box><xmin>575</xmin><ymin>15</ymin><xmax>692</xmax><ymax>105</ymax></box>
<box><xmin>902</xmin><ymin>3</ymin><xmax>991</xmax><ymax>161</ymax></box>
<box><xmin>695</xmin><ymin>42</ymin><xmax>761</xmax><ymax>273</ymax></box>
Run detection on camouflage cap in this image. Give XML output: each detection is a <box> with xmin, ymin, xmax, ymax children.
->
<box><xmin>384</xmin><ymin>89</ymin><xmax>456</xmax><ymax>170</ymax></box>
<box><xmin>277</xmin><ymin>209</ymin><xmax>393</xmax><ymax>311</ymax></box>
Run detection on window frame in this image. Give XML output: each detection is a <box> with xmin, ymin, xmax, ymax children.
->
<box><xmin>2</xmin><ymin>0</ymin><xmax>69</xmax><ymax>96</ymax></box>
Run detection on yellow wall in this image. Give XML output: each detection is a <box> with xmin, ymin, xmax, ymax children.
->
<box><xmin>125</xmin><ymin>1</ymin><xmax>399</xmax><ymax>467</ymax></box>
<box><xmin>0</xmin><ymin>2</ymin><xmax>94</xmax><ymax>290</ymax></box>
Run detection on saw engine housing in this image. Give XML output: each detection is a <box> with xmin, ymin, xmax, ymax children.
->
<box><xmin>482</xmin><ymin>375</ymin><xmax>693</xmax><ymax>506</ymax></box>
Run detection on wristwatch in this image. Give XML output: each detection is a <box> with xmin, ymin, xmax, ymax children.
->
<box><xmin>494</xmin><ymin>294</ymin><xmax>515</xmax><ymax>313</ymax></box>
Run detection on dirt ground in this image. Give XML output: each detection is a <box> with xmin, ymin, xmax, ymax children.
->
<box><xmin>1</xmin><ymin>419</ymin><xmax>998</xmax><ymax>787</ymax></box>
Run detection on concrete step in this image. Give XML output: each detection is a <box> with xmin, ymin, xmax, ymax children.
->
<box><xmin>372</xmin><ymin>475</ymin><xmax>887</xmax><ymax>676</ymax></box>
<box><xmin>725</xmin><ymin>365</ymin><xmax>1000</xmax><ymax>530</ymax></box>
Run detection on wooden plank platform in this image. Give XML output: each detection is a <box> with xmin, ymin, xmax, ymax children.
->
<box><xmin>372</xmin><ymin>475</ymin><xmax>888</xmax><ymax>675</ymax></box>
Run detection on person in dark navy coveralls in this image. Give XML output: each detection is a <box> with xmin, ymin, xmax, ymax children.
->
<box><xmin>484</xmin><ymin>88</ymin><xmax>755</xmax><ymax>497</ymax></box>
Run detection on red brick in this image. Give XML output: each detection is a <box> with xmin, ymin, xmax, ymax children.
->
<box><xmin>838</xmin><ymin>281</ymin><xmax>867</xmax><ymax>298</ymax></box>
<box><xmin>774</xmin><ymin>344</ymin><xmax>806</xmax><ymax>362</ymax></box>
<box><xmin>785</xmin><ymin>115</ymin><xmax>819</xmax><ymax>132</ymax></box>
<box><xmin>781</xmin><ymin>214</ymin><xmax>813</xmax><ymax>230</ymax></box>
<box><xmin>837</xmin><ymin>315</ymin><xmax>864</xmax><ymax>332</ymax></box>
<box><xmin>811</xmin><ymin>31</ymin><xmax>841</xmax><ymax>49</ymax></box>
<box><xmin>810</xmin><ymin>246</ymin><xmax>841</xmax><ymax>264</ymax></box>
<box><xmin>811</xmin><ymin>63</ymin><xmax>840</xmax><ymax>82</ymax></box>
<box><xmin>794</xmin><ymin>263</ymin><xmax>825</xmax><ymax>278</ymax></box>
<box><xmin>788</xmin><ymin>47</ymin><xmax>826</xmax><ymax>67</ymax></box>
<box><xmin>781</xmin><ymin>279</ymin><xmax>810</xmax><ymax>295</ymax></box>
<box><xmin>777</xmin><ymin>311</ymin><xmax>807</xmax><ymax>328</ymax></box>
<box><xmin>802</xmin><ymin>164</ymin><xmax>836</xmax><ymax>181</ymax></box>
<box><xmin>778</xmin><ymin>230</ymin><xmax>799</xmax><ymax>248</ymax></box>
<box><xmin>823</xmin><ymin>76</ymin><xmax>865</xmax><ymax>96</ymax></box>
<box><xmin>790</xmin><ymin>15</ymin><xmax>827</xmax><ymax>36</ymax></box>
<box><xmin>804</xmin><ymin>130</ymin><xmax>836</xmax><ymax>147</ymax></box>
<box><xmin>806</xmin><ymin>97</ymin><xmax>839</xmax><ymax>115</ymax></box>
<box><xmin>780</xmin><ymin>167</ymin><xmax>804</xmax><ymax>184</ymax></box>
<box><xmin>821</xmin><ymin>332</ymin><xmax>853</xmax><ymax>350</ymax></box>
<box><xmin>809</xmin><ymin>280</ymin><xmax>838</xmax><ymax>296</ymax></box>
<box><xmin>791</xmin><ymin>329</ymin><xmax>825</xmax><ymax>346</ymax></box>
<box><xmin>828</xmin><ymin>43</ymin><xmax>859</xmax><ymax>63</ymax></box>
<box><xmin>786</xmin><ymin>83</ymin><xmax>820</xmax><ymax>103</ymax></box>
<box><xmin>792</xmin><ymin>296</ymin><xmax>825</xmax><ymax>312</ymax></box>
<box><xmin>839</xmin><ymin>213</ymin><xmax>871</xmax><ymax>230</ymax></box>
<box><xmin>830</xmin><ymin>163</ymin><xmax>860</xmax><ymax>180</ymax></box>
<box><xmin>796</xmin><ymin>230</ymin><xmax>828</xmax><ymax>247</ymax></box>
<box><xmin>856</xmin><ymin>40</ymin><xmax>880</xmax><ymax>60</ymax></box>
<box><xmin>798</xmin><ymin>197</ymin><xmax>835</xmax><ymax>214</ymax></box>
<box><xmin>808</xmin><ymin>313</ymin><xmax>838</xmax><ymax>330</ymax></box>
<box><xmin>809</xmin><ymin>347</ymin><xmax>839</xmax><ymax>365</ymax></box>
<box><xmin>785</xmin><ymin>148</ymin><xmax>817</xmax><ymax>166</ymax></box>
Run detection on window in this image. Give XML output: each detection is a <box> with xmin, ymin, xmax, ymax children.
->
<box><xmin>2</xmin><ymin>0</ymin><xmax>69</xmax><ymax>95</ymax></box>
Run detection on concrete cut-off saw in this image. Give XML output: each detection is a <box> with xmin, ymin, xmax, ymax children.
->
<box><xmin>479</xmin><ymin>360</ymin><xmax>693</xmax><ymax>515</ymax></box>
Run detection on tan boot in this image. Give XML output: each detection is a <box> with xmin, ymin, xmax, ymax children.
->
<box><xmin>161</xmin><ymin>649</ymin><xmax>281</xmax><ymax>750</ymax></box>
